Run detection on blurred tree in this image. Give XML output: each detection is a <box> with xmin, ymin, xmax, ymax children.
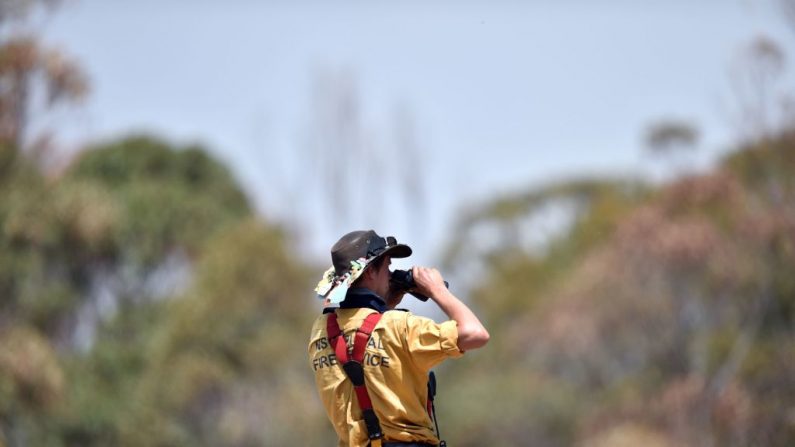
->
<box><xmin>0</xmin><ymin>133</ymin><xmax>262</xmax><ymax>446</ymax></box>
<box><xmin>0</xmin><ymin>5</ymin><xmax>92</xmax><ymax>444</ymax></box>
<box><xmin>783</xmin><ymin>0</ymin><xmax>795</xmax><ymax>30</ymax></box>
<box><xmin>728</xmin><ymin>35</ymin><xmax>788</xmax><ymax>142</ymax></box>
<box><xmin>0</xmin><ymin>4</ymin><xmax>325</xmax><ymax>445</ymax></box>
<box><xmin>0</xmin><ymin>133</ymin><xmax>253</xmax><ymax>348</ymax></box>
<box><xmin>0</xmin><ymin>0</ymin><xmax>59</xmax><ymax>24</ymax></box>
<box><xmin>67</xmin><ymin>135</ymin><xmax>251</xmax><ymax>265</ymax></box>
<box><xmin>441</xmin><ymin>178</ymin><xmax>649</xmax><ymax>298</ymax></box>
<box><xmin>57</xmin><ymin>135</ymin><xmax>253</xmax><ymax>353</ymax></box>
<box><xmin>0</xmin><ymin>0</ymin><xmax>86</xmax><ymax>175</ymax></box>
<box><xmin>118</xmin><ymin>220</ymin><xmax>328</xmax><ymax>446</ymax></box>
<box><xmin>0</xmin><ymin>36</ymin><xmax>87</xmax><ymax>147</ymax></box>
<box><xmin>0</xmin><ymin>325</ymin><xmax>64</xmax><ymax>447</ymax></box>
<box><xmin>440</xmin><ymin>129</ymin><xmax>795</xmax><ymax>446</ymax></box>
<box><xmin>644</xmin><ymin>119</ymin><xmax>700</xmax><ymax>177</ymax></box>
<box><xmin>437</xmin><ymin>177</ymin><xmax>649</xmax><ymax>445</ymax></box>
<box><xmin>645</xmin><ymin>120</ymin><xmax>699</xmax><ymax>156</ymax></box>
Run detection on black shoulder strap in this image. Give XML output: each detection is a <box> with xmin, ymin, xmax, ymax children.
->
<box><xmin>427</xmin><ymin>371</ymin><xmax>446</xmax><ymax>446</ymax></box>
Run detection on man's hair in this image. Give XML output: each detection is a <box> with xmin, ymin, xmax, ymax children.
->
<box><xmin>369</xmin><ymin>255</ymin><xmax>388</xmax><ymax>272</ymax></box>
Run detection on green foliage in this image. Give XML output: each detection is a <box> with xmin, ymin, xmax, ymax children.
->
<box><xmin>67</xmin><ymin>135</ymin><xmax>251</xmax><ymax>266</ymax></box>
<box><xmin>444</xmin><ymin>369</ymin><xmax>581</xmax><ymax>446</ymax></box>
<box><xmin>0</xmin><ymin>132</ymin><xmax>304</xmax><ymax>446</ymax></box>
<box><xmin>723</xmin><ymin>131</ymin><xmax>795</xmax><ymax>198</ymax></box>
<box><xmin>440</xmin><ymin>129</ymin><xmax>795</xmax><ymax>445</ymax></box>
<box><xmin>442</xmin><ymin>178</ymin><xmax>649</xmax><ymax>276</ymax></box>
<box><xmin>442</xmin><ymin>178</ymin><xmax>650</xmax><ymax>335</ymax></box>
<box><xmin>0</xmin><ymin>165</ymin><xmax>100</xmax><ymax>336</ymax></box>
<box><xmin>118</xmin><ymin>219</ymin><xmax>328</xmax><ymax>446</ymax></box>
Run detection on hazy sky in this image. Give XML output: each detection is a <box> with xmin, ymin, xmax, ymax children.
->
<box><xmin>39</xmin><ymin>0</ymin><xmax>793</xmax><ymax>269</ymax></box>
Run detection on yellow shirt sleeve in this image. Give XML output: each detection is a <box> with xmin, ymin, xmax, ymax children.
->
<box><xmin>403</xmin><ymin>314</ymin><xmax>464</xmax><ymax>371</ymax></box>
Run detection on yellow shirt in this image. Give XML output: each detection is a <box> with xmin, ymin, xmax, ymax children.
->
<box><xmin>308</xmin><ymin>308</ymin><xmax>463</xmax><ymax>447</ymax></box>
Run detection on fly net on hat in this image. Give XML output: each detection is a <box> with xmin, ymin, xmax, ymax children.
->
<box><xmin>315</xmin><ymin>230</ymin><xmax>412</xmax><ymax>304</ymax></box>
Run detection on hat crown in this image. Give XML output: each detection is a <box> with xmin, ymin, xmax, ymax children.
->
<box><xmin>331</xmin><ymin>230</ymin><xmax>378</xmax><ymax>276</ymax></box>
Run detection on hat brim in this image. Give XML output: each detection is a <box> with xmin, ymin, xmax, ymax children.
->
<box><xmin>382</xmin><ymin>243</ymin><xmax>412</xmax><ymax>259</ymax></box>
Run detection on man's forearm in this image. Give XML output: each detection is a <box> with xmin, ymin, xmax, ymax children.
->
<box><xmin>431</xmin><ymin>287</ymin><xmax>490</xmax><ymax>351</ymax></box>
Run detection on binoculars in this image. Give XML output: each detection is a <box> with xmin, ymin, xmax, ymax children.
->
<box><xmin>390</xmin><ymin>269</ymin><xmax>449</xmax><ymax>302</ymax></box>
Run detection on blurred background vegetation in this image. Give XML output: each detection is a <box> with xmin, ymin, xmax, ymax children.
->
<box><xmin>1</xmin><ymin>1</ymin><xmax>795</xmax><ymax>446</ymax></box>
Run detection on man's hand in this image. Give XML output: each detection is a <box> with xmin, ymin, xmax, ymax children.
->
<box><xmin>411</xmin><ymin>266</ymin><xmax>447</xmax><ymax>298</ymax></box>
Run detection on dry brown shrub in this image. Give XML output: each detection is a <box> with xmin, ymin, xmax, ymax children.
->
<box><xmin>579</xmin><ymin>422</ymin><xmax>674</xmax><ymax>447</ymax></box>
<box><xmin>0</xmin><ymin>325</ymin><xmax>64</xmax><ymax>409</ymax></box>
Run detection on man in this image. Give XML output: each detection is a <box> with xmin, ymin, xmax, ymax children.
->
<box><xmin>309</xmin><ymin>230</ymin><xmax>489</xmax><ymax>447</ymax></box>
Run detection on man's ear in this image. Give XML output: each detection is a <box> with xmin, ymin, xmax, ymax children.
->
<box><xmin>362</xmin><ymin>265</ymin><xmax>378</xmax><ymax>280</ymax></box>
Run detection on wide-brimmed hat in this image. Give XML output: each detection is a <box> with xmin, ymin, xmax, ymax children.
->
<box><xmin>315</xmin><ymin>230</ymin><xmax>412</xmax><ymax>304</ymax></box>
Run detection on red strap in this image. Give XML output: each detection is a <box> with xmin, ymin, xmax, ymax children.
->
<box><xmin>351</xmin><ymin>313</ymin><xmax>382</xmax><ymax>411</ymax></box>
<box><xmin>325</xmin><ymin>311</ymin><xmax>383</xmax><ymax>412</ymax></box>
<box><xmin>354</xmin><ymin>385</ymin><xmax>372</xmax><ymax>410</ymax></box>
<box><xmin>326</xmin><ymin>312</ymin><xmax>382</xmax><ymax>363</ymax></box>
<box><xmin>351</xmin><ymin>313</ymin><xmax>381</xmax><ymax>363</ymax></box>
<box><xmin>326</xmin><ymin>312</ymin><xmax>341</xmax><ymax>340</ymax></box>
<box><xmin>327</xmin><ymin>313</ymin><xmax>349</xmax><ymax>364</ymax></box>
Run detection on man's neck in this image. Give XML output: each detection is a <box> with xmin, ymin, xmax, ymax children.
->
<box><xmin>339</xmin><ymin>287</ymin><xmax>388</xmax><ymax>313</ymax></box>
